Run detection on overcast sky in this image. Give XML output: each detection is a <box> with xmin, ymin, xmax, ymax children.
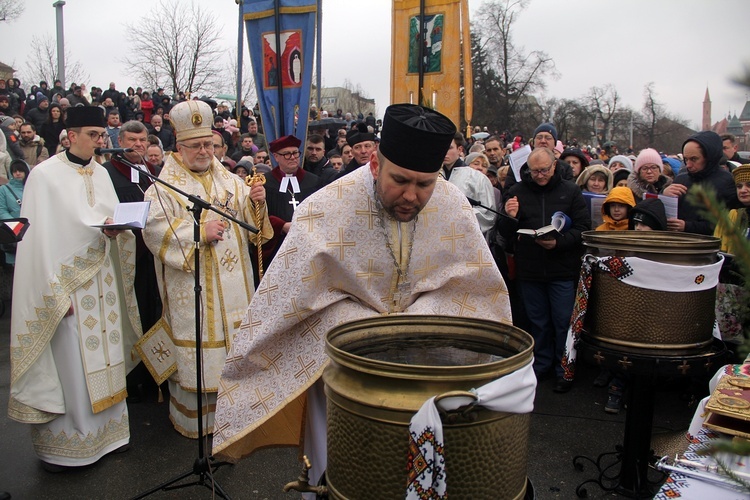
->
<box><xmin>2</xmin><ymin>0</ymin><xmax>749</xmax><ymax>132</ymax></box>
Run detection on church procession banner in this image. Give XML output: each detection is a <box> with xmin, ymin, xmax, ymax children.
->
<box><xmin>391</xmin><ymin>0</ymin><xmax>472</xmax><ymax>129</ymax></box>
<box><xmin>243</xmin><ymin>0</ymin><xmax>317</xmax><ymax>147</ymax></box>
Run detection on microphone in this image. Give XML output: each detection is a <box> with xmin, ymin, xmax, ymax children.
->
<box><xmin>466</xmin><ymin>196</ymin><xmax>513</xmax><ymax>220</ymax></box>
<box><xmin>466</xmin><ymin>197</ymin><xmax>482</xmax><ymax>207</ymax></box>
<box><xmin>94</xmin><ymin>147</ymin><xmax>134</xmax><ymax>155</ymax></box>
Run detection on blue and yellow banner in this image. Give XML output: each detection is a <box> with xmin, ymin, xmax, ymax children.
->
<box><xmin>243</xmin><ymin>0</ymin><xmax>317</xmax><ymax>146</ymax></box>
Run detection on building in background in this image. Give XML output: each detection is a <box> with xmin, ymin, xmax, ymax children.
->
<box><xmin>315</xmin><ymin>86</ymin><xmax>376</xmax><ymax>119</ymax></box>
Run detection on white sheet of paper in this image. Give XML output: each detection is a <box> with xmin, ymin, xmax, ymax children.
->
<box><xmin>645</xmin><ymin>193</ymin><xmax>679</xmax><ymax>220</ymax></box>
<box><xmin>590</xmin><ymin>197</ymin><xmax>606</xmax><ymax>228</ymax></box>
<box><xmin>509</xmin><ymin>145</ymin><xmax>531</xmax><ymax>182</ymax></box>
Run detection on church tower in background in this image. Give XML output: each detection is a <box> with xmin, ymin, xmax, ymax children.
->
<box><xmin>702</xmin><ymin>87</ymin><xmax>711</xmax><ymax>131</ymax></box>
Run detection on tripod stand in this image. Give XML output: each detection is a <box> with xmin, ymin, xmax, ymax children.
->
<box><xmin>120</xmin><ymin>156</ymin><xmax>259</xmax><ymax>500</ymax></box>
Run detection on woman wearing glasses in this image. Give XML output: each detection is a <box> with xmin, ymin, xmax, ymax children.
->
<box><xmin>626</xmin><ymin>148</ymin><xmax>672</xmax><ymax>201</ymax></box>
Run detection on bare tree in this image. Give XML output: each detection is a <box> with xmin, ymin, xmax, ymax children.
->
<box><xmin>22</xmin><ymin>34</ymin><xmax>90</xmax><ymax>89</ymax></box>
<box><xmin>211</xmin><ymin>47</ymin><xmax>257</xmax><ymax>114</ymax></box>
<box><xmin>639</xmin><ymin>82</ymin><xmax>663</xmax><ymax>147</ymax></box>
<box><xmin>471</xmin><ymin>0</ymin><xmax>557</xmax><ymax>134</ymax></box>
<box><xmin>542</xmin><ymin>97</ymin><xmax>590</xmax><ymax>145</ymax></box>
<box><xmin>584</xmin><ymin>84</ymin><xmax>619</xmax><ymax>147</ymax></box>
<box><xmin>633</xmin><ymin>83</ymin><xmax>691</xmax><ymax>151</ymax></box>
<box><xmin>0</xmin><ymin>0</ymin><xmax>24</xmax><ymax>22</ymax></box>
<box><xmin>124</xmin><ymin>0</ymin><xmax>222</xmax><ymax>96</ymax></box>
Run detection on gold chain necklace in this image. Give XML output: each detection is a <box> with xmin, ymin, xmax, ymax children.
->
<box><xmin>375</xmin><ymin>190</ymin><xmax>417</xmax><ymax>312</ymax></box>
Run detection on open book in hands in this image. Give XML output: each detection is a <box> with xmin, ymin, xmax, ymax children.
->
<box><xmin>91</xmin><ymin>201</ymin><xmax>151</xmax><ymax>230</ymax></box>
<box><xmin>517</xmin><ymin>211</ymin><xmax>571</xmax><ymax>240</ymax></box>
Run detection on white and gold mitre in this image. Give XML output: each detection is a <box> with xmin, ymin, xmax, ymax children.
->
<box><xmin>169</xmin><ymin>100</ymin><xmax>213</xmax><ymax>142</ymax></box>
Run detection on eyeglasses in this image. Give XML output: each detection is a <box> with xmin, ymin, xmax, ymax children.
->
<box><xmin>275</xmin><ymin>150</ymin><xmax>301</xmax><ymax>160</ymax></box>
<box><xmin>639</xmin><ymin>165</ymin><xmax>660</xmax><ymax>172</ymax></box>
<box><xmin>534</xmin><ymin>134</ymin><xmax>555</xmax><ymax>142</ymax></box>
<box><xmin>529</xmin><ymin>164</ymin><xmax>554</xmax><ymax>176</ymax></box>
<box><xmin>86</xmin><ymin>131</ymin><xmax>108</xmax><ymax>141</ymax></box>
<box><xmin>684</xmin><ymin>156</ymin><xmax>702</xmax><ymax>164</ymax></box>
<box><xmin>179</xmin><ymin>141</ymin><xmax>215</xmax><ymax>152</ymax></box>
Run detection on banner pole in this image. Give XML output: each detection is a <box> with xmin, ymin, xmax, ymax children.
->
<box><xmin>316</xmin><ymin>0</ymin><xmax>322</xmax><ymax>112</ymax></box>
<box><xmin>274</xmin><ymin>0</ymin><xmax>285</xmax><ymax>136</ymax></box>
<box><xmin>417</xmin><ymin>0</ymin><xmax>426</xmax><ymax>106</ymax></box>
<box><xmin>236</xmin><ymin>0</ymin><xmax>244</xmax><ymax>121</ymax></box>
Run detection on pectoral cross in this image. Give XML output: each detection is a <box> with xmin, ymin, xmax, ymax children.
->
<box><xmin>289</xmin><ymin>193</ymin><xmax>300</xmax><ymax>211</ymax></box>
<box><xmin>391</xmin><ymin>280</ymin><xmax>411</xmax><ymax>312</ymax></box>
<box><xmin>213</xmin><ymin>191</ymin><xmax>236</xmax><ymax>239</ymax></box>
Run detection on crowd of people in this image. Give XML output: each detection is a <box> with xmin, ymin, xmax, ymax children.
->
<box><xmin>463</xmin><ymin>124</ymin><xmax>746</xmax><ymax>413</ymax></box>
<box><xmin>1</xmin><ymin>76</ymin><xmax>748</xmax><ymax>483</ymax></box>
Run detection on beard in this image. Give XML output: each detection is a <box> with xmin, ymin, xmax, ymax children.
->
<box><xmin>374</xmin><ymin>180</ymin><xmax>421</xmax><ymax>223</ymax></box>
<box><xmin>188</xmin><ymin>155</ymin><xmax>213</xmax><ymax>172</ymax></box>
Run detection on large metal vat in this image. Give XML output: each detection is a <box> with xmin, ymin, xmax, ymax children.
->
<box><xmin>323</xmin><ymin>315</ymin><xmax>534</xmax><ymax>500</ymax></box>
<box><xmin>582</xmin><ymin>230</ymin><xmax>721</xmax><ymax>352</ymax></box>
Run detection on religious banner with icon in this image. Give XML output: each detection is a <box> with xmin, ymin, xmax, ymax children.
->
<box><xmin>243</xmin><ymin>0</ymin><xmax>317</xmax><ymax>147</ymax></box>
<box><xmin>392</xmin><ymin>0</ymin><xmax>472</xmax><ymax>128</ymax></box>
<box><xmin>408</xmin><ymin>13</ymin><xmax>443</xmax><ymax>74</ymax></box>
<box><xmin>262</xmin><ymin>30</ymin><xmax>303</xmax><ymax>89</ymax></box>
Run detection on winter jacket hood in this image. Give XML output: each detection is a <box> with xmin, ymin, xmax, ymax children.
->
<box><xmin>596</xmin><ymin>186</ymin><xmax>636</xmax><ymax>231</ymax></box>
<box><xmin>629</xmin><ymin>197</ymin><xmax>667</xmax><ymax>231</ymax></box>
<box><xmin>576</xmin><ymin>165</ymin><xmax>613</xmax><ymax>193</ymax></box>
<box><xmin>682</xmin><ymin>131</ymin><xmax>723</xmax><ymax>181</ymax></box>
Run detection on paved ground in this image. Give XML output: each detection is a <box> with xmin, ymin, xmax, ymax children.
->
<box><xmin>0</xmin><ymin>309</ymin><xmax>716</xmax><ymax>500</ymax></box>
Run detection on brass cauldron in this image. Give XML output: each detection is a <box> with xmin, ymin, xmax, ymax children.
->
<box><xmin>323</xmin><ymin>315</ymin><xmax>534</xmax><ymax>500</ymax></box>
<box><xmin>582</xmin><ymin>231</ymin><xmax>721</xmax><ymax>352</ymax></box>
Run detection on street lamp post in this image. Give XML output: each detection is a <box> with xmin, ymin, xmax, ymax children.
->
<box><xmin>53</xmin><ymin>1</ymin><xmax>66</xmax><ymax>88</ymax></box>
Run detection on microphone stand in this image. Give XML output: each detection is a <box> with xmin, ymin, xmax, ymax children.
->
<box><xmin>122</xmin><ymin>155</ymin><xmax>256</xmax><ymax>500</ymax></box>
<box><xmin>466</xmin><ymin>196</ymin><xmax>515</xmax><ymax>222</ymax></box>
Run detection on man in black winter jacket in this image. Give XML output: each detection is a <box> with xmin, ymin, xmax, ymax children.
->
<box><xmin>503</xmin><ymin>123</ymin><xmax>574</xmax><ymax>196</ymax></box>
<box><xmin>662</xmin><ymin>130</ymin><xmax>740</xmax><ymax>235</ymax></box>
<box><xmin>303</xmin><ymin>134</ymin><xmax>337</xmax><ymax>186</ymax></box>
<box><xmin>499</xmin><ymin>147</ymin><xmax>590</xmax><ymax>392</ymax></box>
